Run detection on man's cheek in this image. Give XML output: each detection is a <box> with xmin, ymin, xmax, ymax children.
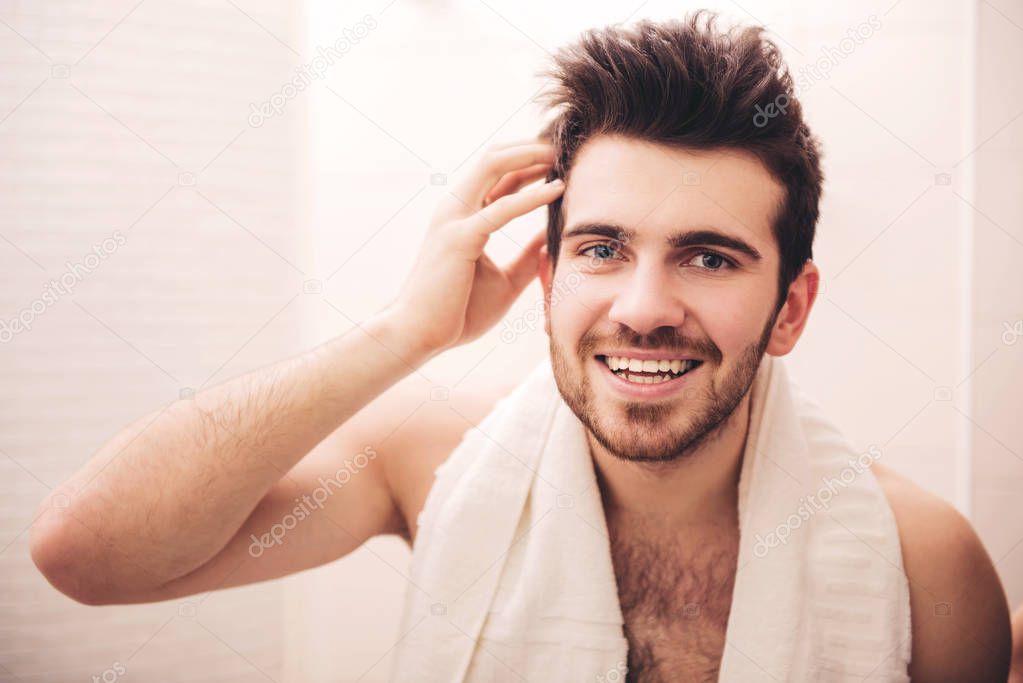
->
<box><xmin>548</xmin><ymin>297</ymin><xmax>590</xmax><ymax>340</ymax></box>
<box><xmin>550</xmin><ymin>272</ymin><xmax>601</xmax><ymax>316</ymax></box>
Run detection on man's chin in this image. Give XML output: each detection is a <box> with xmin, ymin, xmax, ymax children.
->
<box><xmin>598</xmin><ymin>388</ymin><xmax>686</xmax><ymax>422</ymax></box>
<box><xmin>590</xmin><ymin>431</ymin><xmax>692</xmax><ymax>463</ymax></box>
<box><xmin>585</xmin><ymin>408</ymin><xmax>695</xmax><ymax>460</ymax></box>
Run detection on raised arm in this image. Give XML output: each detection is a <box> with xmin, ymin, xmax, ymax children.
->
<box><xmin>29</xmin><ymin>141</ymin><xmax>564</xmax><ymax>605</ymax></box>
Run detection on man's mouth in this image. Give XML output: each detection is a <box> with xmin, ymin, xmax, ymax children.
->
<box><xmin>595</xmin><ymin>354</ymin><xmax>704</xmax><ymax>385</ymax></box>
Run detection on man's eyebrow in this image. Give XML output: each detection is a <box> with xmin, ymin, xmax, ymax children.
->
<box><xmin>562</xmin><ymin>222</ymin><xmax>763</xmax><ymax>262</ymax></box>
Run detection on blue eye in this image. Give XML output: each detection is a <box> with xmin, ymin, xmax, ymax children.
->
<box><xmin>579</xmin><ymin>242</ymin><xmax>736</xmax><ymax>271</ymax></box>
<box><xmin>580</xmin><ymin>242</ymin><xmax>622</xmax><ymax>261</ymax></box>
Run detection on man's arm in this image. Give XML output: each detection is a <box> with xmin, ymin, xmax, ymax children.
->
<box><xmin>28</xmin><ymin>141</ymin><xmax>564</xmax><ymax>605</ymax></box>
<box><xmin>872</xmin><ymin>462</ymin><xmax>1012</xmax><ymax>681</ymax></box>
<box><xmin>28</xmin><ymin>316</ymin><xmax>427</xmax><ymax>605</ymax></box>
<box><xmin>91</xmin><ymin>380</ymin><xmax>502</xmax><ymax>605</ymax></box>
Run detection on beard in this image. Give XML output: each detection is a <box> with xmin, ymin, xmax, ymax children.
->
<box><xmin>548</xmin><ymin>311</ymin><xmax>777</xmax><ymax>463</ymax></box>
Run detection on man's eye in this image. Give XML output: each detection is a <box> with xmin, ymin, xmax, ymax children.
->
<box><xmin>578</xmin><ymin>245</ymin><xmax>736</xmax><ymax>270</ymax></box>
<box><xmin>686</xmin><ymin>251</ymin><xmax>735</xmax><ymax>271</ymax></box>
<box><xmin>580</xmin><ymin>243</ymin><xmax>620</xmax><ymax>261</ymax></box>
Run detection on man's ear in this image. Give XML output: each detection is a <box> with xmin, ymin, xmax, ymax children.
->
<box><xmin>765</xmin><ymin>259</ymin><xmax>820</xmax><ymax>356</ymax></box>
<box><xmin>538</xmin><ymin>244</ymin><xmax>554</xmax><ymax>337</ymax></box>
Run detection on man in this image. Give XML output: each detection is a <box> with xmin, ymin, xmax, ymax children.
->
<box><xmin>31</xmin><ymin>11</ymin><xmax>1010</xmax><ymax>682</ymax></box>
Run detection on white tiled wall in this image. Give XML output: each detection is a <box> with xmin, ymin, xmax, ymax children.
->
<box><xmin>970</xmin><ymin>0</ymin><xmax>1023</xmax><ymax>609</ymax></box>
<box><xmin>0</xmin><ymin>1</ymin><xmax>305</xmax><ymax>681</ymax></box>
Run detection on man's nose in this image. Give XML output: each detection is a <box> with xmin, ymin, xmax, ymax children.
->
<box><xmin>606</xmin><ymin>263</ymin><xmax>685</xmax><ymax>336</ymax></box>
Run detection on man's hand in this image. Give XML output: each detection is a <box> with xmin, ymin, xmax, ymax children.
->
<box><xmin>387</xmin><ymin>140</ymin><xmax>565</xmax><ymax>358</ymax></box>
<box><xmin>28</xmin><ymin>137</ymin><xmax>564</xmax><ymax>606</ymax></box>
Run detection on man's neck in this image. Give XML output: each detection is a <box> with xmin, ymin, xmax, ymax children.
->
<box><xmin>590</xmin><ymin>392</ymin><xmax>753</xmax><ymax>529</ymax></box>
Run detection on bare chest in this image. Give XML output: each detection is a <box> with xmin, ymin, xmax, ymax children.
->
<box><xmin>608</xmin><ymin>521</ymin><xmax>739</xmax><ymax>683</ymax></box>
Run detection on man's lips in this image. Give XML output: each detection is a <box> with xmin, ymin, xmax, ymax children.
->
<box><xmin>593</xmin><ymin>354</ymin><xmax>704</xmax><ymax>398</ymax></box>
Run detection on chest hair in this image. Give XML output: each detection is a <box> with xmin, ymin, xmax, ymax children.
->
<box><xmin>607</xmin><ymin>517</ymin><xmax>740</xmax><ymax>683</ymax></box>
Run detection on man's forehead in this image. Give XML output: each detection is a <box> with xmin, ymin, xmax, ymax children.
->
<box><xmin>561</xmin><ymin>135</ymin><xmax>784</xmax><ymax>254</ymax></box>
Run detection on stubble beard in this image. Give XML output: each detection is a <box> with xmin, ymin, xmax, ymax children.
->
<box><xmin>548</xmin><ymin>312</ymin><xmax>777</xmax><ymax>463</ymax></box>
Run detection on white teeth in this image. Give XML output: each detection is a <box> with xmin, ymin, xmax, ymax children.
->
<box><xmin>625</xmin><ymin>373</ymin><xmax>671</xmax><ymax>384</ymax></box>
<box><xmin>617</xmin><ymin>374</ymin><xmax>675</xmax><ymax>384</ymax></box>
<box><xmin>621</xmin><ymin>374</ymin><xmax>662</xmax><ymax>384</ymax></box>
<box><xmin>604</xmin><ymin>355</ymin><xmax>701</xmax><ymax>386</ymax></box>
<box><xmin>605</xmin><ymin>356</ymin><xmax>696</xmax><ymax>373</ymax></box>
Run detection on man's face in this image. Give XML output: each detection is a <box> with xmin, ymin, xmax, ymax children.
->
<box><xmin>539</xmin><ymin>135</ymin><xmax>787</xmax><ymax>463</ymax></box>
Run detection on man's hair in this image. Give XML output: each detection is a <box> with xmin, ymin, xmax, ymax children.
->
<box><xmin>538</xmin><ymin>10</ymin><xmax>823</xmax><ymax>314</ymax></box>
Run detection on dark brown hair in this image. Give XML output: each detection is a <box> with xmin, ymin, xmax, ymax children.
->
<box><xmin>537</xmin><ymin>10</ymin><xmax>823</xmax><ymax>314</ymax></box>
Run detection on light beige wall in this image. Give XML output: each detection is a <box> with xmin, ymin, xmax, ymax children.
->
<box><xmin>0</xmin><ymin>1</ymin><xmax>306</xmax><ymax>680</ymax></box>
<box><xmin>970</xmin><ymin>0</ymin><xmax>1023</xmax><ymax>609</ymax></box>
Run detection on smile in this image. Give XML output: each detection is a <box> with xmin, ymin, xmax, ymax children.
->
<box><xmin>595</xmin><ymin>354</ymin><xmax>704</xmax><ymax>385</ymax></box>
<box><xmin>593</xmin><ymin>353</ymin><xmax>704</xmax><ymax>400</ymax></box>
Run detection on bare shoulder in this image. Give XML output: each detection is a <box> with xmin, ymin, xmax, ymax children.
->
<box><xmin>368</xmin><ymin>376</ymin><xmax>514</xmax><ymax>547</ymax></box>
<box><xmin>1012</xmin><ymin>602</ymin><xmax>1023</xmax><ymax>683</ymax></box>
<box><xmin>871</xmin><ymin>462</ymin><xmax>1012</xmax><ymax>681</ymax></box>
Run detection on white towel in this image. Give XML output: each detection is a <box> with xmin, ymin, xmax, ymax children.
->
<box><xmin>389</xmin><ymin>353</ymin><xmax>912</xmax><ymax>682</ymax></box>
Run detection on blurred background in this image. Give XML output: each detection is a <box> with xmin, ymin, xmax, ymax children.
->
<box><xmin>1</xmin><ymin>0</ymin><xmax>1021</xmax><ymax>680</ymax></box>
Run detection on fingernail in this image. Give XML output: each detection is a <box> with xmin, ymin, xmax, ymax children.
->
<box><xmin>550</xmin><ymin>178</ymin><xmax>564</xmax><ymax>187</ymax></box>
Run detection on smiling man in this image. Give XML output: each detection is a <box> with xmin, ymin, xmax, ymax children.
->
<box><xmin>31</xmin><ymin>11</ymin><xmax>1011</xmax><ymax>683</ymax></box>
<box><xmin>538</xmin><ymin>139</ymin><xmax>802</xmax><ymax>679</ymax></box>
<box><xmin>521</xmin><ymin>17</ymin><xmax>1011</xmax><ymax>678</ymax></box>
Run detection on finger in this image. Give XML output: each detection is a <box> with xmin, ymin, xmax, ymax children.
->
<box><xmin>504</xmin><ymin>230</ymin><xmax>548</xmax><ymax>291</ymax></box>
<box><xmin>450</xmin><ymin>143</ymin><xmax>556</xmax><ymax>210</ymax></box>
<box><xmin>484</xmin><ymin>163</ymin><xmax>552</xmax><ymax>206</ymax></box>
<box><xmin>465</xmin><ymin>178</ymin><xmax>565</xmax><ymax>235</ymax></box>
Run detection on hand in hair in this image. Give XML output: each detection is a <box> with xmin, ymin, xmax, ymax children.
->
<box><xmin>385</xmin><ymin>140</ymin><xmax>565</xmax><ymax>358</ymax></box>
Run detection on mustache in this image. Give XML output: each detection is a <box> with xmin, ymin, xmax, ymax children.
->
<box><xmin>579</xmin><ymin>327</ymin><xmax>720</xmax><ymax>361</ymax></box>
